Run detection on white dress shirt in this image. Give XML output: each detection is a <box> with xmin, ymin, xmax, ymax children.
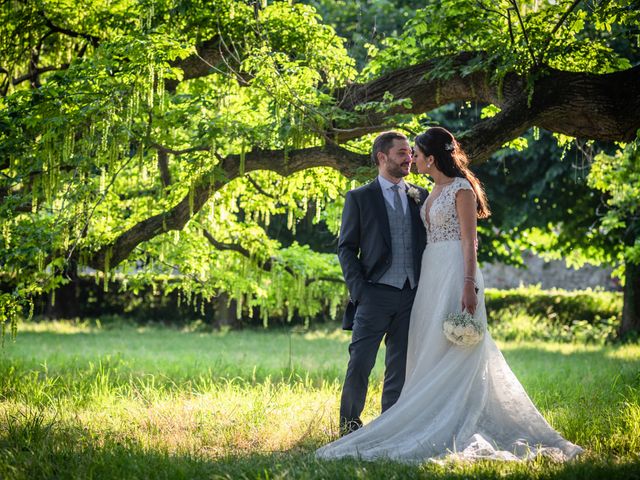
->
<box><xmin>378</xmin><ymin>175</ymin><xmax>408</xmax><ymax>214</ymax></box>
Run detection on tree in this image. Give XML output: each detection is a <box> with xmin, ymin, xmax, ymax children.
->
<box><xmin>587</xmin><ymin>141</ymin><xmax>640</xmax><ymax>337</ymax></box>
<box><xmin>1</xmin><ymin>0</ymin><xmax>639</xmax><ymax>335</ymax></box>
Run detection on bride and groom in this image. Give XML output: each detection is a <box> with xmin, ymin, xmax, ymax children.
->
<box><xmin>316</xmin><ymin>127</ymin><xmax>583</xmax><ymax>462</ymax></box>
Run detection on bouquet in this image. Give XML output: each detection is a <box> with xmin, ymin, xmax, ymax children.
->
<box><xmin>443</xmin><ymin>311</ymin><xmax>484</xmax><ymax>346</ymax></box>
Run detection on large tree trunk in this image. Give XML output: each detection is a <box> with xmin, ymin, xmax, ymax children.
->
<box><xmin>212</xmin><ymin>292</ymin><xmax>240</xmax><ymax>330</ymax></box>
<box><xmin>619</xmin><ymin>259</ymin><xmax>640</xmax><ymax>339</ymax></box>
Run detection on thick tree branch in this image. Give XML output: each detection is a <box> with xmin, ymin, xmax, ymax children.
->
<box><xmin>459</xmin><ymin>97</ymin><xmax>534</xmax><ymax>163</ymax></box>
<box><xmin>11</xmin><ymin>64</ymin><xmax>70</xmax><ymax>87</ymax></box>
<box><xmin>29</xmin><ymin>43</ymin><xmax>42</xmax><ymax>89</ymax></box>
<box><xmin>461</xmin><ymin>66</ymin><xmax>640</xmax><ymax>162</ymax></box>
<box><xmin>332</xmin><ymin>52</ymin><xmax>521</xmax><ymax>141</ymax></box>
<box><xmin>333</xmin><ymin>56</ymin><xmax>640</xmax><ymax>162</ymax></box>
<box><xmin>531</xmin><ymin>66</ymin><xmax>640</xmax><ymax>142</ymax></box>
<box><xmin>5</xmin><ymin>22</ymin><xmax>241</xmax><ymax>94</ymax></box>
<box><xmin>165</xmin><ymin>36</ymin><xmax>246</xmax><ymax>92</ymax></box>
<box><xmin>86</xmin><ymin>144</ymin><xmax>368</xmax><ymax>270</ymax></box>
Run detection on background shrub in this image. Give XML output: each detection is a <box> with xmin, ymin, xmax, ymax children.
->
<box><xmin>486</xmin><ymin>286</ymin><xmax>622</xmax><ymax>343</ymax></box>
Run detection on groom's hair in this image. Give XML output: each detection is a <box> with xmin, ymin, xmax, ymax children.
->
<box><xmin>372</xmin><ymin>131</ymin><xmax>407</xmax><ymax>166</ymax></box>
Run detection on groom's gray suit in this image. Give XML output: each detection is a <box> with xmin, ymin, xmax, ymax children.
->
<box><xmin>338</xmin><ymin>176</ymin><xmax>427</xmax><ymax>433</ymax></box>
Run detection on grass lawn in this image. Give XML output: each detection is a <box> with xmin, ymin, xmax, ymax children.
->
<box><xmin>1</xmin><ymin>320</ymin><xmax>639</xmax><ymax>479</ymax></box>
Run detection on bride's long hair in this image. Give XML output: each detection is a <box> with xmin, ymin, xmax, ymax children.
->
<box><xmin>415</xmin><ymin>127</ymin><xmax>491</xmax><ymax>219</ymax></box>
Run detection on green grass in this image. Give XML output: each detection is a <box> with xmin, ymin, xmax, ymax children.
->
<box><xmin>1</xmin><ymin>320</ymin><xmax>639</xmax><ymax>479</ymax></box>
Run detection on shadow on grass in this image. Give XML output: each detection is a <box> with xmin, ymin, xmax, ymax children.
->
<box><xmin>1</xmin><ymin>412</ymin><xmax>639</xmax><ymax>480</ymax></box>
<box><xmin>2</xmin><ymin>443</ymin><xmax>640</xmax><ymax>480</ymax></box>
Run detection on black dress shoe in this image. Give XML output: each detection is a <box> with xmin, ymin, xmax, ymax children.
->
<box><xmin>339</xmin><ymin>419</ymin><xmax>363</xmax><ymax>437</ymax></box>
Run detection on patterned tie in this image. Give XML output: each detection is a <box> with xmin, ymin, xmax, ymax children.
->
<box><xmin>391</xmin><ymin>184</ymin><xmax>403</xmax><ymax>214</ymax></box>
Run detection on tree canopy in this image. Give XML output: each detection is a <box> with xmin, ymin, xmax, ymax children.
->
<box><xmin>1</xmin><ymin>0</ymin><xmax>639</xmax><ymax>335</ymax></box>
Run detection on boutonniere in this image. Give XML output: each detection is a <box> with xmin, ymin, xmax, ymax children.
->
<box><xmin>406</xmin><ymin>185</ymin><xmax>421</xmax><ymax>204</ymax></box>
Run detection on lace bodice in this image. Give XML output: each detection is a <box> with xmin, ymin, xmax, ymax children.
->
<box><xmin>421</xmin><ymin>177</ymin><xmax>474</xmax><ymax>243</ymax></box>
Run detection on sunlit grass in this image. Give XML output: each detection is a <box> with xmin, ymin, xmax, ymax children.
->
<box><xmin>1</xmin><ymin>321</ymin><xmax>639</xmax><ymax>479</ymax></box>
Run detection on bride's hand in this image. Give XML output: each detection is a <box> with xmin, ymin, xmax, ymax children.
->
<box><xmin>462</xmin><ymin>282</ymin><xmax>478</xmax><ymax>315</ymax></box>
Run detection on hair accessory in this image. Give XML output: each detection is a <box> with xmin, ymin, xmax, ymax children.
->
<box><xmin>444</xmin><ymin>142</ymin><xmax>454</xmax><ymax>151</ymax></box>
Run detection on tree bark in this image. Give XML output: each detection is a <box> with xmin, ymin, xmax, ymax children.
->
<box><xmin>335</xmin><ymin>53</ymin><xmax>502</xmax><ymax>117</ymax></box>
<box><xmin>333</xmin><ymin>59</ymin><xmax>640</xmax><ymax>162</ymax></box>
<box><xmin>165</xmin><ymin>36</ymin><xmax>246</xmax><ymax>92</ymax></box>
<box><xmin>620</xmin><ymin>259</ymin><xmax>640</xmax><ymax>339</ymax></box>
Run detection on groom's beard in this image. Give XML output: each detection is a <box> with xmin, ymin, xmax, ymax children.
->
<box><xmin>388</xmin><ymin>162</ymin><xmax>411</xmax><ymax>178</ymax></box>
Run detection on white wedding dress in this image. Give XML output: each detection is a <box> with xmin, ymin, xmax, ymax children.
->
<box><xmin>317</xmin><ymin>177</ymin><xmax>583</xmax><ymax>463</ymax></box>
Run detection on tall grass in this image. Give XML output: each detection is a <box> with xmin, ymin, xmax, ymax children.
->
<box><xmin>1</xmin><ymin>320</ymin><xmax>639</xmax><ymax>479</ymax></box>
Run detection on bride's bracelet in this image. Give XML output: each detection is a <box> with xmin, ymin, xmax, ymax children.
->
<box><xmin>464</xmin><ymin>277</ymin><xmax>478</xmax><ymax>293</ymax></box>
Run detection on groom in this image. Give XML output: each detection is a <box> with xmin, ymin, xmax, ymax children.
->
<box><xmin>337</xmin><ymin>131</ymin><xmax>427</xmax><ymax>435</ymax></box>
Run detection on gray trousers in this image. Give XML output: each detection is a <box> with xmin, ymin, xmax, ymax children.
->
<box><xmin>339</xmin><ymin>281</ymin><xmax>415</xmax><ymax>430</ymax></box>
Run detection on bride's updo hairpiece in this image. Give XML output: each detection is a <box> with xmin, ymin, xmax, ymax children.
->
<box><xmin>415</xmin><ymin>126</ymin><xmax>491</xmax><ymax>219</ymax></box>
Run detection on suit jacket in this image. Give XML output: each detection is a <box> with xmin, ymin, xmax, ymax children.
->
<box><xmin>338</xmin><ymin>178</ymin><xmax>428</xmax><ymax>330</ymax></box>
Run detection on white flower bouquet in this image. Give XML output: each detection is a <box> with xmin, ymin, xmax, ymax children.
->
<box><xmin>443</xmin><ymin>311</ymin><xmax>484</xmax><ymax>346</ymax></box>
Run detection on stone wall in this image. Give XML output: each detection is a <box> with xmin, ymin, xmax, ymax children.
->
<box><xmin>482</xmin><ymin>252</ymin><xmax>620</xmax><ymax>291</ymax></box>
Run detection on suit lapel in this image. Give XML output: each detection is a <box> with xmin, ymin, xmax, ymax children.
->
<box><xmin>407</xmin><ymin>187</ymin><xmax>420</xmax><ymax>219</ymax></box>
<box><xmin>370</xmin><ymin>179</ymin><xmax>391</xmax><ymax>249</ymax></box>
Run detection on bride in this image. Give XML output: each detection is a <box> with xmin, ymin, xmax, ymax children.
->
<box><xmin>316</xmin><ymin>126</ymin><xmax>583</xmax><ymax>462</ymax></box>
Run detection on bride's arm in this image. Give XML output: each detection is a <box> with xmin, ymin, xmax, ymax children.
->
<box><xmin>456</xmin><ymin>189</ymin><xmax>478</xmax><ymax>314</ymax></box>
